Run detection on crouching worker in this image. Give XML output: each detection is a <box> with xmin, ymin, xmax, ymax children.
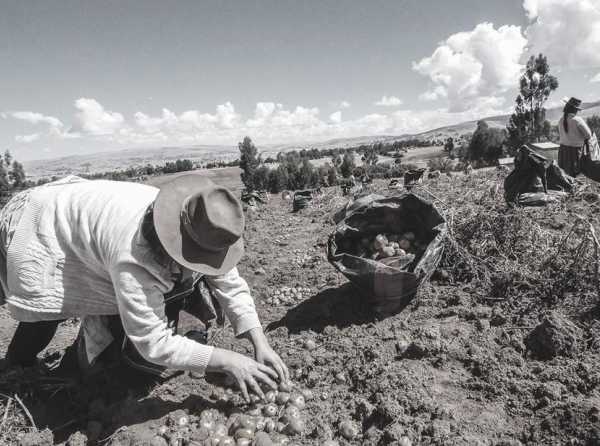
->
<box><xmin>0</xmin><ymin>174</ymin><xmax>288</xmax><ymax>401</ymax></box>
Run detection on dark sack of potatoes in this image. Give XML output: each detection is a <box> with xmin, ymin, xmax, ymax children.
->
<box><xmin>504</xmin><ymin>145</ymin><xmax>575</xmax><ymax>207</ymax></box>
<box><xmin>328</xmin><ymin>193</ymin><xmax>446</xmax><ymax>316</ymax></box>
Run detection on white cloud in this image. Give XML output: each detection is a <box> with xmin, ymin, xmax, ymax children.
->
<box><xmin>339</xmin><ymin>101</ymin><xmax>351</xmax><ymax>109</ymax></box>
<box><xmin>419</xmin><ymin>86</ymin><xmax>448</xmax><ymax>101</ymax></box>
<box><xmin>591</xmin><ymin>73</ymin><xmax>600</xmax><ymax>83</ymax></box>
<box><xmin>133</xmin><ymin>102</ymin><xmax>241</xmax><ymax>140</ymax></box>
<box><xmin>246</xmin><ymin>102</ymin><xmax>282</xmax><ymax>128</ymax></box>
<box><xmin>15</xmin><ymin>133</ymin><xmax>40</xmax><ymax>143</ymax></box>
<box><xmin>374</xmin><ymin>95</ymin><xmax>403</xmax><ymax>107</ymax></box>
<box><xmin>523</xmin><ymin>0</ymin><xmax>600</xmax><ymax>73</ymax></box>
<box><xmin>4</xmin><ymin>96</ymin><xmax>509</xmax><ymax>149</ymax></box>
<box><xmin>413</xmin><ymin>22</ymin><xmax>527</xmax><ymax>112</ymax></box>
<box><xmin>329</xmin><ymin>111</ymin><xmax>342</xmax><ymax>123</ymax></box>
<box><xmin>6</xmin><ymin>111</ymin><xmax>63</xmax><ymax>128</ymax></box>
<box><xmin>70</xmin><ymin>98</ymin><xmax>125</xmax><ymax>136</ymax></box>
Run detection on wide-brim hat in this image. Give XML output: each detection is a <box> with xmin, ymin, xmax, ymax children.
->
<box><xmin>153</xmin><ymin>174</ymin><xmax>245</xmax><ymax>275</ymax></box>
<box><xmin>561</xmin><ymin>97</ymin><xmax>583</xmax><ymax>110</ymax></box>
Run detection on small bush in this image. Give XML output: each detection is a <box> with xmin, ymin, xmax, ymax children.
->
<box><xmin>426</xmin><ymin>157</ymin><xmax>454</xmax><ymax>173</ymax></box>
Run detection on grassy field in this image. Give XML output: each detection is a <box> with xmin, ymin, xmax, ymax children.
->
<box><xmin>145</xmin><ymin>166</ymin><xmax>244</xmax><ymax>191</ymax></box>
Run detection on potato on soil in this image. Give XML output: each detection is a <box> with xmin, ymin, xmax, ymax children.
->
<box><xmin>300</xmin><ymin>389</ymin><xmax>314</xmax><ymax>401</ymax></box>
<box><xmin>218</xmin><ymin>437</ymin><xmax>236</xmax><ymax>446</ymax></box>
<box><xmin>276</xmin><ymin>392</ymin><xmax>290</xmax><ymax>405</ymax></box>
<box><xmin>263</xmin><ymin>403</ymin><xmax>278</xmax><ymax>417</ymax></box>
<box><xmin>278</xmin><ymin>381</ymin><xmax>293</xmax><ymax>393</ymax></box>
<box><xmin>287</xmin><ymin>393</ymin><xmax>306</xmax><ymax>410</ymax></box>
<box><xmin>334</xmin><ymin>372</ymin><xmax>346</xmax><ymax>384</ymax></box>
<box><xmin>303</xmin><ymin>339</ymin><xmax>317</xmax><ymax>351</ymax></box>
<box><xmin>280</xmin><ymin>405</ymin><xmax>301</xmax><ymax>423</ymax></box>
<box><xmin>339</xmin><ymin>420</ymin><xmax>359</xmax><ymax>440</ymax></box>
<box><xmin>284</xmin><ymin>417</ymin><xmax>305</xmax><ymax>435</ymax></box>
<box><xmin>234</xmin><ymin>428</ymin><xmax>254</xmax><ymax>440</ymax></box>
<box><xmin>265</xmin><ymin>390</ymin><xmax>278</xmax><ymax>403</ymax></box>
<box><xmin>398</xmin><ymin>436</ymin><xmax>412</xmax><ymax>446</ymax></box>
<box><xmin>213</xmin><ymin>423</ymin><xmax>228</xmax><ymax>437</ymax></box>
<box><xmin>253</xmin><ymin>432</ymin><xmax>274</xmax><ymax>446</ymax></box>
<box><xmin>264</xmin><ymin>419</ymin><xmax>276</xmax><ymax>433</ymax></box>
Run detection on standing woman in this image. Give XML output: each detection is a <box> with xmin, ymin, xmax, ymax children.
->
<box><xmin>558</xmin><ymin>97</ymin><xmax>592</xmax><ymax>176</ymax></box>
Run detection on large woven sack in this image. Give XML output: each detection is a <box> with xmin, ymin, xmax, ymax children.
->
<box><xmin>328</xmin><ymin>194</ymin><xmax>446</xmax><ymax>317</ymax></box>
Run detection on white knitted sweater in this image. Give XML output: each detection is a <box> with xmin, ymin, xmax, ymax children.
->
<box><xmin>4</xmin><ymin>179</ymin><xmax>261</xmax><ymax>373</ymax></box>
<box><xmin>558</xmin><ymin>114</ymin><xmax>592</xmax><ymax>147</ymax></box>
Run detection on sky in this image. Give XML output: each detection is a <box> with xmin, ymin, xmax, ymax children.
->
<box><xmin>1</xmin><ymin>0</ymin><xmax>600</xmax><ymax>161</ymax></box>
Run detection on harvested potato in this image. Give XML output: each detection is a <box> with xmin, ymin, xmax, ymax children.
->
<box><xmin>380</xmin><ymin>246</ymin><xmax>395</xmax><ymax>258</ymax></box>
<box><xmin>394</xmin><ymin>247</ymin><xmax>406</xmax><ymax>257</ymax></box>
<box><xmin>373</xmin><ymin>234</ymin><xmax>388</xmax><ymax>251</ymax></box>
<box><xmin>263</xmin><ymin>404</ymin><xmax>278</xmax><ymax>417</ymax></box>
<box><xmin>398</xmin><ymin>239</ymin><xmax>411</xmax><ymax>250</ymax></box>
<box><xmin>339</xmin><ymin>420</ymin><xmax>359</xmax><ymax>440</ymax></box>
<box><xmin>276</xmin><ymin>392</ymin><xmax>290</xmax><ymax>405</ymax></box>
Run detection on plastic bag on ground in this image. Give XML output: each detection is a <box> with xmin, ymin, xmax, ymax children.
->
<box><xmin>328</xmin><ymin>194</ymin><xmax>446</xmax><ymax>317</ymax></box>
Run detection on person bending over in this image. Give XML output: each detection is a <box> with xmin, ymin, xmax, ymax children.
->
<box><xmin>0</xmin><ymin>174</ymin><xmax>288</xmax><ymax>401</ymax></box>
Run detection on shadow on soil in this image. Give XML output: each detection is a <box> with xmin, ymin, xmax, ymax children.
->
<box><xmin>1</xmin><ymin>362</ymin><xmax>217</xmax><ymax>444</ymax></box>
<box><xmin>266</xmin><ymin>283</ymin><xmax>411</xmax><ymax>334</ymax></box>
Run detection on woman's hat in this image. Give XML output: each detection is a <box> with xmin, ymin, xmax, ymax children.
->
<box><xmin>153</xmin><ymin>174</ymin><xmax>245</xmax><ymax>275</ymax></box>
<box><xmin>562</xmin><ymin>97</ymin><xmax>583</xmax><ymax>110</ymax></box>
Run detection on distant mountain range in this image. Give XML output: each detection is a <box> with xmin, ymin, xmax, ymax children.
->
<box><xmin>23</xmin><ymin>100</ymin><xmax>600</xmax><ymax>179</ymax></box>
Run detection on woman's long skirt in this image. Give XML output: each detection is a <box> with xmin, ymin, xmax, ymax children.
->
<box><xmin>558</xmin><ymin>144</ymin><xmax>582</xmax><ymax>177</ymax></box>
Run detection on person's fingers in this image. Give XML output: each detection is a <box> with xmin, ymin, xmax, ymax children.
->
<box><xmin>254</xmin><ymin>370</ymin><xmax>277</xmax><ymax>390</ymax></box>
<box><xmin>270</xmin><ymin>355</ymin><xmax>290</xmax><ymax>382</ymax></box>
<box><xmin>268</xmin><ymin>360</ymin><xmax>285</xmax><ymax>383</ymax></box>
<box><xmin>237</xmin><ymin>377</ymin><xmax>250</xmax><ymax>402</ymax></box>
<box><xmin>280</xmin><ymin>359</ymin><xmax>291</xmax><ymax>382</ymax></box>
<box><xmin>257</xmin><ymin>363</ymin><xmax>279</xmax><ymax>380</ymax></box>
<box><xmin>246</xmin><ymin>376</ymin><xmax>266</xmax><ymax>400</ymax></box>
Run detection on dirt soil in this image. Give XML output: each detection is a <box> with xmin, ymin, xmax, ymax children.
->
<box><xmin>2</xmin><ymin>170</ymin><xmax>600</xmax><ymax>445</ymax></box>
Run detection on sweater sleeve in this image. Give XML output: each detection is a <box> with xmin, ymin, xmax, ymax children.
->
<box><xmin>575</xmin><ymin>117</ymin><xmax>593</xmax><ymax>139</ymax></box>
<box><xmin>110</xmin><ymin>261</ymin><xmax>214</xmax><ymax>374</ymax></box>
<box><xmin>205</xmin><ymin>267</ymin><xmax>261</xmax><ymax>337</ymax></box>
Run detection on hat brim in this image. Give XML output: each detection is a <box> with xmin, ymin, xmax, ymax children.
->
<box><xmin>153</xmin><ymin>174</ymin><xmax>244</xmax><ymax>275</ymax></box>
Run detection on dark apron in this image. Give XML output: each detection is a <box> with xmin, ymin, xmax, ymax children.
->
<box><xmin>119</xmin><ymin>274</ymin><xmax>223</xmax><ymax>378</ymax></box>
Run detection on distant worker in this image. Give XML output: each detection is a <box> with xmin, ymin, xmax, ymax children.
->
<box><xmin>558</xmin><ymin>97</ymin><xmax>592</xmax><ymax>177</ymax></box>
<box><xmin>0</xmin><ymin>175</ymin><xmax>288</xmax><ymax>401</ymax></box>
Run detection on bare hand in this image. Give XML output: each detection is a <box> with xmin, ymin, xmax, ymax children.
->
<box><xmin>255</xmin><ymin>342</ymin><xmax>290</xmax><ymax>384</ymax></box>
<box><xmin>242</xmin><ymin>327</ymin><xmax>290</xmax><ymax>384</ymax></box>
<box><xmin>207</xmin><ymin>348</ymin><xmax>278</xmax><ymax>402</ymax></box>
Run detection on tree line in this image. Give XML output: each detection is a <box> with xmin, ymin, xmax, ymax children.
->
<box><xmin>238</xmin><ymin>136</ymin><xmax>413</xmax><ymax>193</ymax></box>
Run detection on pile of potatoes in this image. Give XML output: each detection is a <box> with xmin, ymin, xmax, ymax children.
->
<box><xmin>355</xmin><ymin>231</ymin><xmax>422</xmax><ymax>261</ymax></box>
<box><xmin>153</xmin><ymin>382</ymin><xmax>314</xmax><ymax>446</ymax></box>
